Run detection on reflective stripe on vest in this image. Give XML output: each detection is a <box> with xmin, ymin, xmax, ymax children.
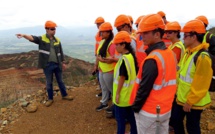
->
<box><xmin>114</xmin><ymin>56</ymin><xmax>133</xmax><ymax>87</ymax></box>
<box><xmin>203</xmin><ymin>31</ymin><xmax>213</xmax><ymax>43</ymax></box>
<box><xmin>135</xmin><ymin>51</ymin><xmax>176</xmax><ymax>90</ymax></box>
<box><xmin>39</xmin><ymin>50</ymin><xmax>50</xmax><ymax>55</ymax></box>
<box><xmin>179</xmin><ymin>57</ymin><xmax>194</xmax><ymax>83</ymax></box>
<box><xmin>137</xmin><ymin>44</ymin><xmax>145</xmax><ymax>53</ymax></box>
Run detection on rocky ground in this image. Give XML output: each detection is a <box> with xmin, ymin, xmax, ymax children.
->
<box><xmin>0</xmin><ymin>80</ymin><xmax>215</xmax><ymax>134</ymax></box>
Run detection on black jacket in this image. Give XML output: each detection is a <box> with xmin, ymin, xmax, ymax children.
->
<box><xmin>31</xmin><ymin>34</ymin><xmax>65</xmax><ymax>69</ymax></box>
<box><xmin>132</xmin><ymin>41</ymin><xmax>167</xmax><ymax>113</ymax></box>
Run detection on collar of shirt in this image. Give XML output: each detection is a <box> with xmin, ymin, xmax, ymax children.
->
<box><xmin>145</xmin><ymin>41</ymin><xmax>166</xmax><ymax>55</ymax></box>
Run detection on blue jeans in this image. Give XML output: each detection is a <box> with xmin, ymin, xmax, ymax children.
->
<box><xmin>114</xmin><ymin>105</ymin><xmax>137</xmax><ymax>134</ymax></box>
<box><xmin>43</xmin><ymin>62</ymin><xmax>67</xmax><ymax>100</ymax></box>
<box><xmin>171</xmin><ymin>103</ymin><xmax>203</xmax><ymax>134</ymax></box>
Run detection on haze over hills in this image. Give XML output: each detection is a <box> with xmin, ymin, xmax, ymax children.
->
<box><xmin>0</xmin><ymin>18</ymin><xmax>215</xmax><ymax>63</ymax></box>
<box><xmin>0</xmin><ymin>26</ymin><xmax>99</xmax><ymax>63</ymax></box>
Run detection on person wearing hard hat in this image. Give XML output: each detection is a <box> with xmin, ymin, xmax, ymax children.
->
<box><xmin>171</xmin><ymin>19</ymin><xmax>212</xmax><ymax>134</ymax></box>
<box><xmin>16</xmin><ymin>20</ymin><xmax>73</xmax><ymax>107</ymax></box>
<box><xmin>165</xmin><ymin>21</ymin><xmax>186</xmax><ymax>132</ymax></box>
<box><xmin>157</xmin><ymin>11</ymin><xmax>169</xmax><ymax>24</ymax></box>
<box><xmin>165</xmin><ymin>21</ymin><xmax>185</xmax><ymax>63</ymax></box>
<box><xmin>93</xmin><ymin>17</ymin><xmax>105</xmax><ymax>98</ymax></box>
<box><xmin>134</xmin><ymin>15</ymin><xmax>144</xmax><ymax>29</ymax></box>
<box><xmin>135</xmin><ymin>15</ymin><xmax>148</xmax><ymax>68</ymax></box>
<box><xmin>129</xmin><ymin>14</ymin><xmax>177</xmax><ymax>134</ymax></box>
<box><xmin>112</xmin><ymin>31</ymin><xmax>138</xmax><ymax>134</ymax></box>
<box><xmin>108</xmin><ymin>14</ymin><xmax>137</xmax><ymax>63</ymax></box>
<box><xmin>157</xmin><ymin>11</ymin><xmax>172</xmax><ymax>48</ymax></box>
<box><xmin>95</xmin><ymin>22</ymin><xmax>116</xmax><ymax>112</ymax></box>
<box><xmin>128</xmin><ymin>15</ymin><xmax>136</xmax><ymax>37</ymax></box>
<box><xmin>195</xmin><ymin>15</ymin><xmax>215</xmax><ymax>54</ymax></box>
<box><xmin>104</xmin><ymin>14</ymin><xmax>138</xmax><ymax>117</ymax></box>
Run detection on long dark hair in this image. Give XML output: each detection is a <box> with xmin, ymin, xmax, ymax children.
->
<box><xmin>99</xmin><ymin>31</ymin><xmax>114</xmax><ymax>57</ymax></box>
<box><xmin>123</xmin><ymin>42</ymin><xmax>139</xmax><ymax>73</ymax></box>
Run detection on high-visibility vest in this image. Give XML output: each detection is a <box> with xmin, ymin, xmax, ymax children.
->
<box><xmin>162</xmin><ymin>34</ymin><xmax>172</xmax><ymax>47</ymax></box>
<box><xmin>136</xmin><ymin>34</ymin><xmax>147</xmax><ymax>68</ymax></box>
<box><xmin>113</xmin><ymin>53</ymin><xmax>136</xmax><ymax>107</ymax></box>
<box><xmin>203</xmin><ymin>31</ymin><xmax>213</xmax><ymax>43</ymax></box>
<box><xmin>97</xmin><ymin>40</ymin><xmax>115</xmax><ymax>72</ymax></box>
<box><xmin>95</xmin><ymin>32</ymin><xmax>102</xmax><ymax>55</ymax></box>
<box><xmin>177</xmin><ymin>51</ymin><xmax>211</xmax><ymax>108</ymax></box>
<box><xmin>130</xmin><ymin>49</ymin><xmax>177</xmax><ymax>114</ymax></box>
<box><xmin>169</xmin><ymin>41</ymin><xmax>185</xmax><ymax>62</ymax></box>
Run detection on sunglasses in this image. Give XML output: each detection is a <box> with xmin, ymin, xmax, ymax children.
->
<box><xmin>116</xmin><ymin>25</ymin><xmax>125</xmax><ymax>31</ymax></box>
<box><xmin>46</xmin><ymin>28</ymin><xmax>56</xmax><ymax>31</ymax></box>
<box><xmin>165</xmin><ymin>31</ymin><xmax>174</xmax><ymax>34</ymax></box>
<box><xmin>184</xmin><ymin>34</ymin><xmax>192</xmax><ymax>38</ymax></box>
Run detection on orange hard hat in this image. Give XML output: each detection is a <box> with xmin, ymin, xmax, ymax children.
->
<box><xmin>95</xmin><ymin>17</ymin><xmax>105</xmax><ymax>24</ymax></box>
<box><xmin>181</xmin><ymin>19</ymin><xmax>206</xmax><ymax>33</ymax></box>
<box><xmin>135</xmin><ymin>15</ymin><xmax>144</xmax><ymax>24</ymax></box>
<box><xmin>127</xmin><ymin>15</ymin><xmax>133</xmax><ymax>23</ymax></box>
<box><xmin>99</xmin><ymin>22</ymin><xmax>113</xmax><ymax>31</ymax></box>
<box><xmin>195</xmin><ymin>15</ymin><xmax>209</xmax><ymax>25</ymax></box>
<box><xmin>165</xmin><ymin>21</ymin><xmax>181</xmax><ymax>31</ymax></box>
<box><xmin>137</xmin><ymin>14</ymin><xmax>165</xmax><ymax>33</ymax></box>
<box><xmin>45</xmin><ymin>20</ymin><xmax>57</xmax><ymax>28</ymax></box>
<box><xmin>114</xmin><ymin>14</ymin><xmax>131</xmax><ymax>27</ymax></box>
<box><xmin>113</xmin><ymin>31</ymin><xmax>131</xmax><ymax>44</ymax></box>
<box><xmin>157</xmin><ymin>11</ymin><xmax>166</xmax><ymax>17</ymax></box>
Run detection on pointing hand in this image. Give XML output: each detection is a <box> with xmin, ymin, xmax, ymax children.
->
<box><xmin>16</xmin><ymin>34</ymin><xmax>23</xmax><ymax>39</ymax></box>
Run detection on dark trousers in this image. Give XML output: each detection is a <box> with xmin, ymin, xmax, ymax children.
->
<box><xmin>169</xmin><ymin>95</ymin><xmax>177</xmax><ymax>126</ymax></box>
<box><xmin>171</xmin><ymin>103</ymin><xmax>203</xmax><ymax>134</ymax></box>
<box><xmin>114</xmin><ymin>105</ymin><xmax>137</xmax><ymax>134</ymax></box>
<box><xmin>43</xmin><ymin>62</ymin><xmax>67</xmax><ymax>100</ymax></box>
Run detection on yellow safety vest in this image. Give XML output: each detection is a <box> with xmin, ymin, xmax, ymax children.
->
<box><xmin>113</xmin><ymin>53</ymin><xmax>136</xmax><ymax>107</ymax></box>
<box><xmin>169</xmin><ymin>41</ymin><xmax>185</xmax><ymax>62</ymax></box>
<box><xmin>97</xmin><ymin>40</ymin><xmax>115</xmax><ymax>72</ymax></box>
<box><xmin>177</xmin><ymin>51</ymin><xmax>211</xmax><ymax>108</ymax></box>
<box><xmin>203</xmin><ymin>31</ymin><xmax>213</xmax><ymax>43</ymax></box>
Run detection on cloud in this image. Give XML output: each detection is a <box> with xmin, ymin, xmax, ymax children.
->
<box><xmin>0</xmin><ymin>0</ymin><xmax>215</xmax><ymax>30</ymax></box>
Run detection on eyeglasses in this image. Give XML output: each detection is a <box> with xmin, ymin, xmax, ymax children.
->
<box><xmin>116</xmin><ymin>25</ymin><xmax>125</xmax><ymax>31</ymax></box>
<box><xmin>46</xmin><ymin>28</ymin><xmax>56</xmax><ymax>31</ymax></box>
<box><xmin>184</xmin><ymin>34</ymin><xmax>192</xmax><ymax>38</ymax></box>
<box><xmin>165</xmin><ymin>31</ymin><xmax>174</xmax><ymax>34</ymax></box>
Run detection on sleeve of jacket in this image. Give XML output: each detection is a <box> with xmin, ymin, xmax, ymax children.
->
<box><xmin>59</xmin><ymin>42</ymin><xmax>65</xmax><ymax>62</ymax></box>
<box><xmin>132</xmin><ymin>59</ymin><xmax>158</xmax><ymax>113</ymax></box>
<box><xmin>30</xmin><ymin>35</ymin><xmax>41</xmax><ymax>45</ymax></box>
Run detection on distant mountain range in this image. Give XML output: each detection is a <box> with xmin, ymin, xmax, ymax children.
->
<box><xmin>0</xmin><ymin>26</ymin><xmax>100</xmax><ymax>62</ymax></box>
<box><xmin>1</xmin><ymin>18</ymin><xmax>215</xmax><ymax>62</ymax></box>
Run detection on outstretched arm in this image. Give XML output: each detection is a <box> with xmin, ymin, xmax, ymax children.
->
<box><xmin>16</xmin><ymin>34</ymin><xmax>34</xmax><ymax>41</ymax></box>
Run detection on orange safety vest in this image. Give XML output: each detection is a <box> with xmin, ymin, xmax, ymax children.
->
<box><xmin>135</xmin><ymin>34</ymin><xmax>147</xmax><ymax>68</ymax></box>
<box><xmin>162</xmin><ymin>34</ymin><xmax>172</xmax><ymax>48</ymax></box>
<box><xmin>130</xmin><ymin>49</ymin><xmax>177</xmax><ymax>114</ymax></box>
<box><xmin>95</xmin><ymin>31</ymin><xmax>102</xmax><ymax>55</ymax></box>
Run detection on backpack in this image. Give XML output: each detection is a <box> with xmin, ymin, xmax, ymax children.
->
<box><xmin>194</xmin><ymin>49</ymin><xmax>215</xmax><ymax>92</ymax></box>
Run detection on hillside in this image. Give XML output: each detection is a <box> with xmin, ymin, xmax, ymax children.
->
<box><xmin>0</xmin><ymin>51</ymin><xmax>94</xmax><ymax>107</ymax></box>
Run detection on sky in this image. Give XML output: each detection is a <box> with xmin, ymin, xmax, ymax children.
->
<box><xmin>0</xmin><ymin>0</ymin><xmax>215</xmax><ymax>30</ymax></box>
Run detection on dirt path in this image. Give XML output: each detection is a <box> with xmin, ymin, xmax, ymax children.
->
<box><xmin>8</xmin><ymin>84</ymin><xmax>119</xmax><ymax>134</ymax></box>
<box><xmin>3</xmin><ymin>81</ymin><xmax>215</xmax><ymax>134</ymax></box>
